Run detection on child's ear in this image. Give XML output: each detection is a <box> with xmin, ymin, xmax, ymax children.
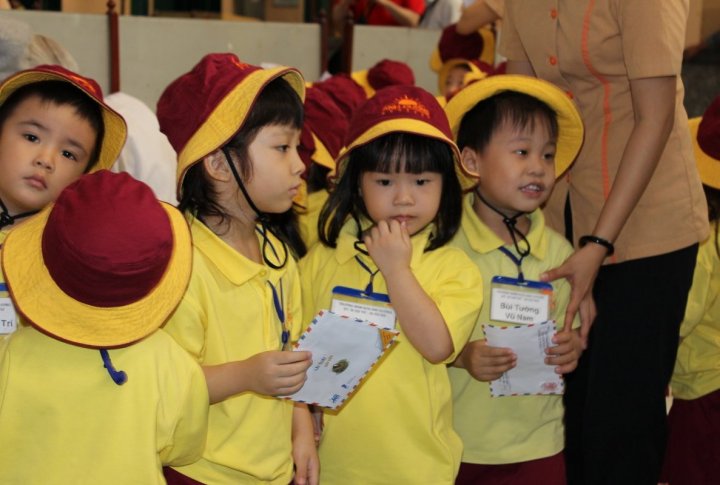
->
<box><xmin>461</xmin><ymin>146</ymin><xmax>482</xmax><ymax>175</ymax></box>
<box><xmin>202</xmin><ymin>149</ymin><xmax>232</xmax><ymax>183</ymax></box>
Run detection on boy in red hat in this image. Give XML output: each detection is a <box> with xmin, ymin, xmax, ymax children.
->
<box><xmin>0</xmin><ymin>65</ymin><xmax>126</xmax><ymax>337</ymax></box>
<box><xmin>0</xmin><ymin>170</ymin><xmax>208</xmax><ymax>484</ymax></box>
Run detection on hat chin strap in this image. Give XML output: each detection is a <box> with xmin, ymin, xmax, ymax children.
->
<box><xmin>0</xmin><ymin>198</ymin><xmax>39</xmax><ymax>230</ymax></box>
<box><xmin>221</xmin><ymin>147</ymin><xmax>288</xmax><ymax>270</ymax></box>
<box><xmin>475</xmin><ymin>188</ymin><xmax>531</xmax><ymax>259</ymax></box>
<box><xmin>100</xmin><ymin>349</ymin><xmax>127</xmax><ymax>385</ymax></box>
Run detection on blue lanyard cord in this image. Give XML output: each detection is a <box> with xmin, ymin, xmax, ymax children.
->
<box><xmin>99</xmin><ymin>349</ymin><xmax>127</xmax><ymax>385</ymax></box>
<box><xmin>267</xmin><ymin>279</ymin><xmax>289</xmax><ymax>350</ymax></box>
<box><xmin>498</xmin><ymin>246</ymin><xmax>526</xmax><ymax>282</ymax></box>
<box><xmin>354</xmin><ymin>255</ymin><xmax>380</xmax><ymax>294</ymax></box>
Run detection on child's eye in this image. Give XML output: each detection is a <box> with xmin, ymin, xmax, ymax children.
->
<box><xmin>23</xmin><ymin>134</ymin><xmax>38</xmax><ymax>143</ymax></box>
<box><xmin>376</xmin><ymin>179</ymin><xmax>391</xmax><ymax>186</ymax></box>
<box><xmin>514</xmin><ymin>149</ymin><xmax>528</xmax><ymax>156</ymax></box>
<box><xmin>416</xmin><ymin>179</ymin><xmax>431</xmax><ymax>186</ymax></box>
<box><xmin>543</xmin><ymin>152</ymin><xmax>556</xmax><ymax>161</ymax></box>
<box><xmin>61</xmin><ymin>150</ymin><xmax>78</xmax><ymax>161</ymax></box>
<box><xmin>277</xmin><ymin>145</ymin><xmax>290</xmax><ymax>153</ymax></box>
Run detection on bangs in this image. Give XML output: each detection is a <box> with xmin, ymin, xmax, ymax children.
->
<box><xmin>244</xmin><ymin>77</ymin><xmax>304</xmax><ymax>131</ymax></box>
<box><xmin>351</xmin><ymin>133</ymin><xmax>454</xmax><ymax>174</ymax></box>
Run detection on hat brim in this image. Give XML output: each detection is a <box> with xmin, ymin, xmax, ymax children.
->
<box><xmin>444</xmin><ymin>74</ymin><xmax>584</xmax><ymax>180</ymax></box>
<box><xmin>690</xmin><ymin>117</ymin><xmax>720</xmax><ymax>189</ymax></box>
<box><xmin>176</xmin><ymin>66</ymin><xmax>306</xmax><ymax>194</ymax></box>
<box><xmin>351</xmin><ymin>70</ymin><xmax>375</xmax><ymax>98</ymax></box>
<box><xmin>0</xmin><ymin>70</ymin><xmax>127</xmax><ymax>172</ymax></box>
<box><xmin>437</xmin><ymin>59</ymin><xmax>487</xmax><ymax>96</ymax></box>
<box><xmin>2</xmin><ymin>202</ymin><xmax>192</xmax><ymax>348</ymax></box>
<box><xmin>335</xmin><ymin>118</ymin><xmax>478</xmax><ymax>190</ymax></box>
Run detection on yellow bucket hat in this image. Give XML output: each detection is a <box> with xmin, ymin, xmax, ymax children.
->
<box><xmin>156</xmin><ymin>53</ymin><xmax>305</xmax><ymax>196</ymax></box>
<box><xmin>444</xmin><ymin>74</ymin><xmax>584</xmax><ymax>178</ymax></box>
<box><xmin>336</xmin><ymin>84</ymin><xmax>478</xmax><ymax>190</ymax></box>
<box><xmin>2</xmin><ymin>170</ymin><xmax>192</xmax><ymax>348</ymax></box>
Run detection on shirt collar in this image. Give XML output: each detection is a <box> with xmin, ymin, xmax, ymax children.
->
<box><xmin>461</xmin><ymin>193</ymin><xmax>548</xmax><ymax>259</ymax></box>
<box><xmin>188</xmin><ymin>215</ymin><xmax>286</xmax><ymax>286</ymax></box>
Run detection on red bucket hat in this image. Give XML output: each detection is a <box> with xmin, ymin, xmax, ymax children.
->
<box><xmin>156</xmin><ymin>53</ymin><xmax>305</xmax><ymax>195</ymax></box>
<box><xmin>299</xmin><ymin>86</ymin><xmax>349</xmax><ymax>171</ymax></box>
<box><xmin>2</xmin><ymin>170</ymin><xmax>192</xmax><ymax>348</ymax></box>
<box><xmin>313</xmin><ymin>73</ymin><xmax>367</xmax><ymax>121</ymax></box>
<box><xmin>0</xmin><ymin>65</ymin><xmax>127</xmax><ymax>171</ymax></box>
<box><xmin>690</xmin><ymin>95</ymin><xmax>720</xmax><ymax>189</ymax></box>
<box><xmin>352</xmin><ymin>59</ymin><xmax>415</xmax><ymax>98</ymax></box>
<box><xmin>430</xmin><ymin>24</ymin><xmax>497</xmax><ymax>95</ymax></box>
<box><xmin>337</xmin><ymin>85</ymin><xmax>477</xmax><ymax>189</ymax></box>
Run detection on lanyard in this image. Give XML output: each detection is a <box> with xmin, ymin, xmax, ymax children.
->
<box><xmin>354</xmin><ymin>255</ymin><xmax>381</xmax><ymax>294</ymax></box>
<box><xmin>267</xmin><ymin>279</ymin><xmax>289</xmax><ymax>350</ymax></box>
<box><xmin>498</xmin><ymin>246</ymin><xmax>526</xmax><ymax>282</ymax></box>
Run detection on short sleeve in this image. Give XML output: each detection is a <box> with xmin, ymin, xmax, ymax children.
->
<box><xmin>619</xmin><ymin>0</ymin><xmax>687</xmax><ymax>79</ymax></box>
<box><xmin>285</xmin><ymin>259</ymin><xmax>305</xmax><ymax>341</ymax></box>
<box><xmin>428</xmin><ymin>250</ymin><xmax>483</xmax><ymax>363</ymax></box>
<box><xmin>679</xmin><ymin>237</ymin><xmax>715</xmax><ymax>338</ymax></box>
<box><xmin>157</xmin><ymin>337</ymin><xmax>210</xmax><ymax>466</ymax></box>
<box><xmin>163</xmin><ymin>274</ymin><xmax>208</xmax><ymax>363</ymax></box>
<box><xmin>405</xmin><ymin>0</ymin><xmax>426</xmax><ymax>16</ymax></box>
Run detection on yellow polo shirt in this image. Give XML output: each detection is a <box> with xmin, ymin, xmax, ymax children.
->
<box><xmin>0</xmin><ymin>327</ymin><xmax>208</xmax><ymax>484</ymax></box>
<box><xmin>299</xmin><ymin>220</ymin><xmax>483</xmax><ymax>484</ymax></box>
<box><xmin>164</xmin><ymin>216</ymin><xmax>303</xmax><ymax>484</ymax></box>
<box><xmin>671</xmin><ymin>222</ymin><xmax>720</xmax><ymax>400</ymax></box>
<box><xmin>449</xmin><ymin>195</ymin><xmax>577</xmax><ymax>464</ymax></box>
<box><xmin>501</xmin><ymin>0</ymin><xmax>708</xmax><ymax>263</ymax></box>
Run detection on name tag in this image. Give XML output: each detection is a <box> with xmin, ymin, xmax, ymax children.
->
<box><xmin>490</xmin><ymin>276</ymin><xmax>552</xmax><ymax>325</ymax></box>
<box><xmin>0</xmin><ymin>294</ymin><xmax>17</xmax><ymax>335</ymax></box>
<box><xmin>330</xmin><ymin>286</ymin><xmax>397</xmax><ymax>329</ymax></box>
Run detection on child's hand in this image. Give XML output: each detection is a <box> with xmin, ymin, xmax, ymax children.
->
<box><xmin>458</xmin><ymin>339</ymin><xmax>517</xmax><ymax>382</ymax></box>
<box><xmin>245</xmin><ymin>350</ymin><xmax>312</xmax><ymax>396</ymax></box>
<box><xmin>364</xmin><ymin>219</ymin><xmax>412</xmax><ymax>277</ymax></box>
<box><xmin>545</xmin><ymin>329</ymin><xmax>583</xmax><ymax>374</ymax></box>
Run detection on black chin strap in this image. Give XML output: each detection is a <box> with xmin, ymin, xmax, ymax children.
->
<box><xmin>0</xmin><ymin>198</ymin><xmax>39</xmax><ymax>230</ymax></box>
<box><xmin>221</xmin><ymin>147</ymin><xmax>288</xmax><ymax>270</ymax></box>
<box><xmin>475</xmin><ymin>190</ymin><xmax>531</xmax><ymax>260</ymax></box>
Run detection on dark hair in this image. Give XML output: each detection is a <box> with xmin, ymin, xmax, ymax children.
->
<box><xmin>703</xmin><ymin>184</ymin><xmax>720</xmax><ymax>258</ymax></box>
<box><xmin>0</xmin><ymin>80</ymin><xmax>105</xmax><ymax>171</ymax></box>
<box><xmin>456</xmin><ymin>90</ymin><xmax>559</xmax><ymax>153</ymax></box>
<box><xmin>178</xmin><ymin>76</ymin><xmax>307</xmax><ymax>258</ymax></box>
<box><xmin>319</xmin><ymin>132</ymin><xmax>462</xmax><ymax>251</ymax></box>
<box><xmin>306</xmin><ymin>163</ymin><xmax>332</xmax><ymax>193</ymax></box>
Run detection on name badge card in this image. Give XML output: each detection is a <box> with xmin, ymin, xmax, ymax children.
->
<box><xmin>331</xmin><ymin>286</ymin><xmax>397</xmax><ymax>329</ymax></box>
<box><xmin>490</xmin><ymin>276</ymin><xmax>552</xmax><ymax>325</ymax></box>
<box><xmin>0</xmin><ymin>283</ymin><xmax>17</xmax><ymax>335</ymax></box>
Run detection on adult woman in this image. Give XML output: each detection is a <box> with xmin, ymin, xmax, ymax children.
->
<box><xmin>500</xmin><ymin>2</ymin><xmax>708</xmax><ymax>484</ymax></box>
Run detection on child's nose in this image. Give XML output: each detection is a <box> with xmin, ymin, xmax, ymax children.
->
<box><xmin>527</xmin><ymin>155</ymin><xmax>547</xmax><ymax>175</ymax></box>
<box><xmin>393</xmin><ymin>185</ymin><xmax>414</xmax><ymax>205</ymax></box>
<box><xmin>290</xmin><ymin>147</ymin><xmax>305</xmax><ymax>176</ymax></box>
<box><xmin>33</xmin><ymin>150</ymin><xmax>55</xmax><ymax>171</ymax></box>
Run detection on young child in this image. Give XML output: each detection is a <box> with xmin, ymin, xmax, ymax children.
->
<box><xmin>443</xmin><ymin>75</ymin><xmax>585</xmax><ymax>484</ymax></box>
<box><xmin>0</xmin><ymin>65</ymin><xmax>126</xmax><ymax>337</ymax></box>
<box><xmin>0</xmin><ymin>170</ymin><xmax>208</xmax><ymax>483</ymax></box>
<box><xmin>661</xmin><ymin>95</ymin><xmax>720</xmax><ymax>485</ymax></box>
<box><xmin>299</xmin><ymin>85</ymin><xmax>484</xmax><ymax>484</ymax></box>
<box><xmin>156</xmin><ymin>53</ymin><xmax>318</xmax><ymax>485</ymax></box>
<box><xmin>430</xmin><ymin>23</ymin><xmax>497</xmax><ymax>101</ymax></box>
<box><xmin>296</xmin><ymin>85</ymin><xmax>349</xmax><ymax>249</ymax></box>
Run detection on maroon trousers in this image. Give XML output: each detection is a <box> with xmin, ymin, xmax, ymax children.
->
<box><xmin>456</xmin><ymin>452</ymin><xmax>566</xmax><ymax>485</ymax></box>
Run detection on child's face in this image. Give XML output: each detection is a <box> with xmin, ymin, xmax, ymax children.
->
<box><xmin>242</xmin><ymin>123</ymin><xmax>304</xmax><ymax>214</ymax></box>
<box><xmin>443</xmin><ymin>66</ymin><xmax>470</xmax><ymax>98</ymax></box>
<box><xmin>465</xmin><ymin>115</ymin><xmax>557</xmax><ymax>215</ymax></box>
<box><xmin>360</xmin><ymin>169</ymin><xmax>442</xmax><ymax>236</ymax></box>
<box><xmin>0</xmin><ymin>95</ymin><xmax>97</xmax><ymax>216</ymax></box>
